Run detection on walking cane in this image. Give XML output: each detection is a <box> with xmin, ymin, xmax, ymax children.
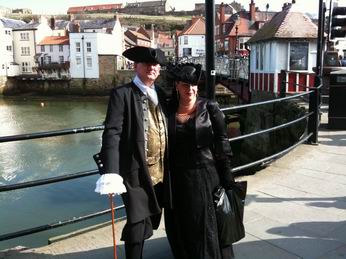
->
<box><xmin>109</xmin><ymin>193</ymin><xmax>118</xmax><ymax>259</ymax></box>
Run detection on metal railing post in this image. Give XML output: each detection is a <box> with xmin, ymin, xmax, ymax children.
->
<box><xmin>308</xmin><ymin>76</ymin><xmax>321</xmax><ymax>144</ymax></box>
<box><xmin>205</xmin><ymin>0</ymin><xmax>215</xmax><ymax>100</ymax></box>
<box><xmin>308</xmin><ymin>0</ymin><xmax>324</xmax><ymax>144</ymax></box>
<box><xmin>280</xmin><ymin>70</ymin><xmax>286</xmax><ymax>98</ymax></box>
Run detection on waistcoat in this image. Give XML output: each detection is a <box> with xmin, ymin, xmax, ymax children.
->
<box><xmin>146</xmin><ymin>99</ymin><xmax>166</xmax><ymax>185</ymax></box>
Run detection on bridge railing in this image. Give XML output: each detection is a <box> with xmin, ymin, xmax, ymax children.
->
<box><xmin>176</xmin><ymin>56</ymin><xmax>249</xmax><ymax>80</ymax></box>
<box><xmin>0</xmin><ymin>76</ymin><xmax>321</xmax><ymax>243</ymax></box>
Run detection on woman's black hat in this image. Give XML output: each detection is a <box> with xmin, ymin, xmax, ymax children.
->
<box><xmin>167</xmin><ymin>63</ymin><xmax>202</xmax><ymax>85</ymax></box>
<box><xmin>122</xmin><ymin>46</ymin><xmax>166</xmax><ymax>65</ymax></box>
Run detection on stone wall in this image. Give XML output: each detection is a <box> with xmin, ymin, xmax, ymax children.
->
<box><xmin>2</xmin><ymin>70</ymin><xmax>170</xmax><ymax>96</ymax></box>
<box><xmin>0</xmin><ymin>76</ymin><xmax>7</xmax><ymax>95</ymax></box>
<box><xmin>2</xmin><ymin>70</ymin><xmax>137</xmax><ymax>96</ymax></box>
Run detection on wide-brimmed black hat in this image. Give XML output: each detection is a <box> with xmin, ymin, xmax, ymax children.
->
<box><xmin>122</xmin><ymin>46</ymin><xmax>166</xmax><ymax>65</ymax></box>
<box><xmin>167</xmin><ymin>63</ymin><xmax>202</xmax><ymax>85</ymax></box>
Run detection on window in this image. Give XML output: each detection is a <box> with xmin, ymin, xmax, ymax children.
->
<box><xmin>224</xmin><ymin>40</ymin><xmax>229</xmax><ymax>50</ymax></box>
<box><xmin>184</xmin><ymin>36</ymin><xmax>188</xmax><ymax>45</ymax></box>
<box><xmin>259</xmin><ymin>44</ymin><xmax>264</xmax><ymax>70</ymax></box>
<box><xmin>41</xmin><ymin>45</ymin><xmax>45</xmax><ymax>52</ymax></box>
<box><xmin>182</xmin><ymin>48</ymin><xmax>192</xmax><ymax>57</ymax></box>
<box><xmin>20</xmin><ymin>32</ymin><xmax>29</xmax><ymax>40</ymax></box>
<box><xmin>47</xmin><ymin>56</ymin><xmax>51</xmax><ymax>64</ymax></box>
<box><xmin>6</xmin><ymin>46</ymin><xmax>12</xmax><ymax>51</ymax></box>
<box><xmin>21</xmin><ymin>47</ymin><xmax>30</xmax><ymax>56</ymax></box>
<box><xmin>289</xmin><ymin>42</ymin><xmax>308</xmax><ymax>70</ymax></box>
<box><xmin>49</xmin><ymin>45</ymin><xmax>53</xmax><ymax>52</ymax></box>
<box><xmin>255</xmin><ymin>44</ymin><xmax>264</xmax><ymax>70</ymax></box>
<box><xmin>86</xmin><ymin>42</ymin><xmax>91</xmax><ymax>52</ymax></box>
<box><xmin>76</xmin><ymin>42</ymin><xmax>81</xmax><ymax>53</ymax></box>
<box><xmin>2</xmin><ymin>64</ymin><xmax>4</xmax><ymax>69</ymax></box>
<box><xmin>86</xmin><ymin>57</ymin><xmax>92</xmax><ymax>67</ymax></box>
<box><xmin>22</xmin><ymin>62</ymin><xmax>30</xmax><ymax>72</ymax></box>
<box><xmin>76</xmin><ymin>56</ymin><xmax>81</xmax><ymax>65</ymax></box>
<box><xmin>59</xmin><ymin>45</ymin><xmax>63</xmax><ymax>52</ymax></box>
<box><xmin>59</xmin><ymin>56</ymin><xmax>64</xmax><ymax>63</ymax></box>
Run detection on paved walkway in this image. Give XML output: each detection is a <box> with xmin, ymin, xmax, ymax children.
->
<box><xmin>1</xmin><ymin>111</ymin><xmax>346</xmax><ymax>259</ymax></box>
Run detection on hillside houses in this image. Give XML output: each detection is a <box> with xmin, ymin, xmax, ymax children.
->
<box><xmin>0</xmin><ymin>14</ymin><xmax>174</xmax><ymax>81</ymax></box>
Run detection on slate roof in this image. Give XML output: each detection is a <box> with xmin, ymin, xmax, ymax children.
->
<box><xmin>0</xmin><ymin>17</ymin><xmax>26</xmax><ymax>29</ymax></box>
<box><xmin>69</xmin><ymin>19</ymin><xmax>115</xmax><ymax>31</ymax></box>
<box><xmin>12</xmin><ymin>21</ymin><xmax>40</xmax><ymax>31</ymax></box>
<box><xmin>54</xmin><ymin>20</ymin><xmax>70</xmax><ymax>30</ymax></box>
<box><xmin>248</xmin><ymin>4</ymin><xmax>318</xmax><ymax>43</ymax></box>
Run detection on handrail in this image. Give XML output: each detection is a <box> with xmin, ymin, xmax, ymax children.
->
<box><xmin>229</xmin><ymin>112</ymin><xmax>312</xmax><ymax>143</ymax></box>
<box><xmin>0</xmin><ymin>206</ymin><xmax>125</xmax><ymax>242</ymax></box>
<box><xmin>230</xmin><ymin>133</ymin><xmax>312</xmax><ymax>173</ymax></box>
<box><xmin>221</xmin><ymin>91</ymin><xmax>312</xmax><ymax>112</ymax></box>
<box><xmin>0</xmin><ymin>125</ymin><xmax>104</xmax><ymax>143</ymax></box>
<box><xmin>0</xmin><ymin>169</ymin><xmax>99</xmax><ymax>192</ymax></box>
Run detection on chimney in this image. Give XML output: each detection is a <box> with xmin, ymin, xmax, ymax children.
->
<box><xmin>50</xmin><ymin>16</ymin><xmax>55</xmax><ymax>30</ymax></box>
<box><xmin>282</xmin><ymin>2</ymin><xmax>292</xmax><ymax>11</ymax></box>
<box><xmin>191</xmin><ymin>16</ymin><xmax>199</xmax><ymax>24</ymax></box>
<box><xmin>249</xmin><ymin>0</ymin><xmax>256</xmax><ymax>21</ymax></box>
<box><xmin>220</xmin><ymin>2</ymin><xmax>225</xmax><ymax>35</ymax></box>
<box><xmin>72</xmin><ymin>22</ymin><xmax>81</xmax><ymax>33</ymax></box>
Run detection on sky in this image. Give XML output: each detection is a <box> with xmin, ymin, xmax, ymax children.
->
<box><xmin>0</xmin><ymin>0</ymin><xmax>345</xmax><ymax>15</ymax></box>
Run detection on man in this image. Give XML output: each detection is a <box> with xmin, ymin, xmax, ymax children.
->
<box><xmin>94</xmin><ymin>46</ymin><xmax>171</xmax><ymax>259</ymax></box>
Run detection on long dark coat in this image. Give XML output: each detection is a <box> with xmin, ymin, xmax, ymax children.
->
<box><xmin>99</xmin><ymin>82</ymin><xmax>171</xmax><ymax>225</ymax></box>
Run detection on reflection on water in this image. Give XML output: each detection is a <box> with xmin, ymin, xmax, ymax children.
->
<box><xmin>0</xmin><ymin>96</ymin><xmax>123</xmax><ymax>250</ymax></box>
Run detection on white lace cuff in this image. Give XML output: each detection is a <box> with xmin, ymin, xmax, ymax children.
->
<box><xmin>95</xmin><ymin>174</ymin><xmax>127</xmax><ymax>195</ymax></box>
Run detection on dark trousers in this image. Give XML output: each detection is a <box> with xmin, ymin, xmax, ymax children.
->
<box><xmin>123</xmin><ymin>183</ymin><xmax>163</xmax><ymax>259</ymax></box>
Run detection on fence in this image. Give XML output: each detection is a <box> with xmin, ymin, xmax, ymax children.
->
<box><xmin>0</xmin><ymin>74</ymin><xmax>321</xmax><ymax>243</ymax></box>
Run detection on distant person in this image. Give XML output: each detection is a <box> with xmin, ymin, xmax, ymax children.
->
<box><xmin>164</xmin><ymin>63</ymin><xmax>236</xmax><ymax>259</ymax></box>
<box><xmin>94</xmin><ymin>46</ymin><xmax>171</xmax><ymax>259</ymax></box>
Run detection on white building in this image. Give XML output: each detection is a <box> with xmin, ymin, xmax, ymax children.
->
<box><xmin>12</xmin><ymin>16</ymin><xmax>52</xmax><ymax>76</ymax></box>
<box><xmin>36</xmin><ymin>36</ymin><xmax>70</xmax><ymax>79</ymax></box>
<box><xmin>69</xmin><ymin>32</ymin><xmax>122</xmax><ymax>78</ymax></box>
<box><xmin>247</xmin><ymin>4</ymin><xmax>318</xmax><ymax>94</ymax></box>
<box><xmin>177</xmin><ymin>17</ymin><xmax>205</xmax><ymax>58</ymax></box>
<box><xmin>0</xmin><ymin>18</ymin><xmax>26</xmax><ymax>77</ymax></box>
<box><xmin>69</xmin><ymin>16</ymin><xmax>123</xmax><ymax>78</ymax></box>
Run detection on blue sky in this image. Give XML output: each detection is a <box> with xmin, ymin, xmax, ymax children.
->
<box><xmin>0</xmin><ymin>0</ymin><xmax>344</xmax><ymax>15</ymax></box>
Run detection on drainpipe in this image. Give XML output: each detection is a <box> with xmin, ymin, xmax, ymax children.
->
<box><xmin>81</xmin><ymin>35</ymin><xmax>86</xmax><ymax>79</ymax></box>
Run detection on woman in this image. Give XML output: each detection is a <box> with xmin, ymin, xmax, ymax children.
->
<box><xmin>165</xmin><ymin>63</ymin><xmax>235</xmax><ymax>259</ymax></box>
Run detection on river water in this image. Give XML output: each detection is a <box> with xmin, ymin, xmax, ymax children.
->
<box><xmin>0</xmin><ymin>96</ymin><xmax>124</xmax><ymax>250</ymax></box>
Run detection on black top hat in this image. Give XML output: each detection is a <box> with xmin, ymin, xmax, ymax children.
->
<box><xmin>122</xmin><ymin>46</ymin><xmax>166</xmax><ymax>65</ymax></box>
<box><xmin>167</xmin><ymin>63</ymin><xmax>202</xmax><ymax>85</ymax></box>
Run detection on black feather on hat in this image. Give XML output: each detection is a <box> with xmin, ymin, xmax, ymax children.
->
<box><xmin>167</xmin><ymin>63</ymin><xmax>202</xmax><ymax>85</ymax></box>
<box><xmin>122</xmin><ymin>46</ymin><xmax>166</xmax><ymax>65</ymax></box>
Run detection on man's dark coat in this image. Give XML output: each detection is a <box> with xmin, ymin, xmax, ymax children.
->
<box><xmin>99</xmin><ymin>82</ymin><xmax>171</xmax><ymax>225</ymax></box>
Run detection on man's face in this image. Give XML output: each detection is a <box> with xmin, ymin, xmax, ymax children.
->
<box><xmin>134</xmin><ymin>62</ymin><xmax>161</xmax><ymax>86</ymax></box>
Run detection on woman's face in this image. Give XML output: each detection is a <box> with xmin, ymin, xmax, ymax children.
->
<box><xmin>176</xmin><ymin>81</ymin><xmax>198</xmax><ymax>103</ymax></box>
